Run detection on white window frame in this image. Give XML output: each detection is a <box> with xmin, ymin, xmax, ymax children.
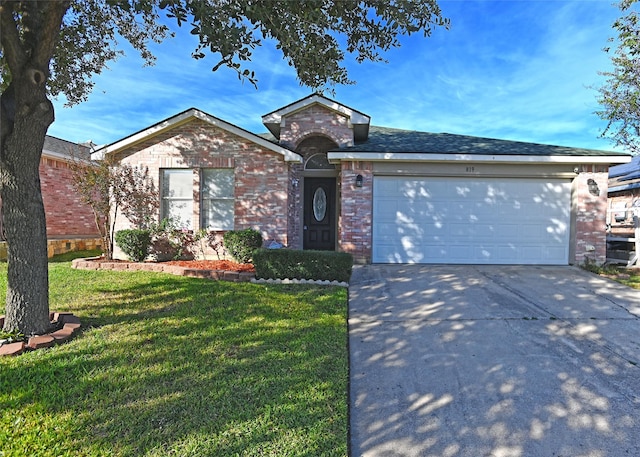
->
<box><xmin>160</xmin><ymin>169</ymin><xmax>194</xmax><ymax>230</ymax></box>
<box><xmin>201</xmin><ymin>168</ymin><xmax>235</xmax><ymax>231</ymax></box>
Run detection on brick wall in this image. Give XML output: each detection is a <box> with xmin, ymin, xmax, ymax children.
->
<box><xmin>278</xmin><ymin>105</ymin><xmax>354</xmax><ymax>149</ymax></box>
<box><xmin>338</xmin><ymin>161</ymin><xmax>373</xmax><ymax>263</ymax></box>
<box><xmin>115</xmin><ymin>119</ymin><xmax>292</xmax><ymax>256</ymax></box>
<box><xmin>39</xmin><ymin>156</ymin><xmax>100</xmax><ymax>238</ymax></box>
<box><xmin>572</xmin><ymin>165</ymin><xmax>609</xmax><ymax>265</ymax></box>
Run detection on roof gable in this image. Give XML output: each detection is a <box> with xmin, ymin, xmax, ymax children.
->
<box><xmin>261</xmin><ymin>93</ymin><xmax>370</xmax><ymax>142</ymax></box>
<box><xmin>99</xmin><ymin>108</ymin><xmax>302</xmax><ymax>163</ymax></box>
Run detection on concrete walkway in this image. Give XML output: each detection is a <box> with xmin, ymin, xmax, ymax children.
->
<box><xmin>349</xmin><ymin>265</ymin><xmax>640</xmax><ymax>457</ymax></box>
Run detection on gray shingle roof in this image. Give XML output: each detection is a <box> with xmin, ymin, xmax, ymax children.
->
<box><xmin>44</xmin><ymin>135</ymin><xmax>91</xmax><ymax>160</ymax></box>
<box><xmin>340</xmin><ymin>126</ymin><xmax>626</xmax><ymax>157</ymax></box>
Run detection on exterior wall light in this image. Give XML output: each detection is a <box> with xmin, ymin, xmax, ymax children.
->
<box><xmin>355</xmin><ymin>174</ymin><xmax>363</xmax><ymax>188</ymax></box>
<box><xmin>587</xmin><ymin>178</ymin><xmax>600</xmax><ymax>196</ymax></box>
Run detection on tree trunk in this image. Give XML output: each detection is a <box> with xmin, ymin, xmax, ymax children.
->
<box><xmin>0</xmin><ymin>80</ymin><xmax>53</xmax><ymax>335</ymax></box>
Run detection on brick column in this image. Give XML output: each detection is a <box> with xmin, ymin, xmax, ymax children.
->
<box><xmin>339</xmin><ymin>161</ymin><xmax>373</xmax><ymax>263</ymax></box>
<box><xmin>573</xmin><ymin>165</ymin><xmax>609</xmax><ymax>265</ymax></box>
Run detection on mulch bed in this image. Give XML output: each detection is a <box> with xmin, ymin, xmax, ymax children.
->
<box><xmin>163</xmin><ymin>260</ymin><xmax>255</xmax><ymax>273</ymax></box>
<box><xmin>83</xmin><ymin>257</ymin><xmax>255</xmax><ymax>273</ymax></box>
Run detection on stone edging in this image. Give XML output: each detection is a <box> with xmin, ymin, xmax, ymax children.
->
<box><xmin>72</xmin><ymin>257</ymin><xmax>256</xmax><ymax>282</ymax></box>
<box><xmin>0</xmin><ymin>312</ymin><xmax>82</xmax><ymax>357</ymax></box>
<box><xmin>72</xmin><ymin>257</ymin><xmax>350</xmax><ymax>286</ymax></box>
<box><xmin>251</xmin><ymin>278</ymin><xmax>349</xmax><ymax>287</ymax></box>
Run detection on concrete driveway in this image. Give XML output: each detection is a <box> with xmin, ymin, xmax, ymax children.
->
<box><xmin>349</xmin><ymin>265</ymin><xmax>640</xmax><ymax>457</ymax></box>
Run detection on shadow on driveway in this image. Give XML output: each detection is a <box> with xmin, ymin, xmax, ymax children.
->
<box><xmin>349</xmin><ymin>265</ymin><xmax>640</xmax><ymax>457</ymax></box>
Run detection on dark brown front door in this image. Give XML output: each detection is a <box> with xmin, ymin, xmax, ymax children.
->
<box><xmin>303</xmin><ymin>177</ymin><xmax>336</xmax><ymax>250</ymax></box>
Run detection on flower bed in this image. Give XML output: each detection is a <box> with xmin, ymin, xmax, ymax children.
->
<box><xmin>72</xmin><ymin>257</ymin><xmax>256</xmax><ymax>282</ymax></box>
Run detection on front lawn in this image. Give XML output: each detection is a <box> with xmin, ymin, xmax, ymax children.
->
<box><xmin>0</xmin><ymin>260</ymin><xmax>348</xmax><ymax>456</ymax></box>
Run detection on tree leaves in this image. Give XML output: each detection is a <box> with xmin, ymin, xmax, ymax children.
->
<box><xmin>596</xmin><ymin>0</ymin><xmax>640</xmax><ymax>154</ymax></box>
<box><xmin>1</xmin><ymin>0</ymin><xmax>449</xmax><ymax>102</ymax></box>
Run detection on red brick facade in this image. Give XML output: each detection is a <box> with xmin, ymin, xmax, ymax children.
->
<box><xmin>115</xmin><ymin>119</ymin><xmax>295</xmax><ymax>249</ymax></box>
<box><xmin>339</xmin><ymin>162</ymin><xmax>373</xmax><ymax>263</ymax></box>
<box><xmin>39</xmin><ymin>156</ymin><xmax>100</xmax><ymax>239</ymax></box>
<box><xmin>572</xmin><ymin>165</ymin><xmax>610</xmax><ymax>265</ymax></box>
<box><xmin>278</xmin><ymin>104</ymin><xmax>354</xmax><ymax>149</ymax></box>
<box><xmin>0</xmin><ymin>152</ymin><xmax>101</xmax><ymax>260</ymax></box>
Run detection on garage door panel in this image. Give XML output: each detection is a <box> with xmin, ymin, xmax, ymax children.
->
<box><xmin>373</xmin><ymin>177</ymin><xmax>571</xmax><ymax>265</ymax></box>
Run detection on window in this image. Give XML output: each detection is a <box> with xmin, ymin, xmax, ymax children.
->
<box><xmin>161</xmin><ymin>168</ymin><xmax>235</xmax><ymax>231</ymax></box>
<box><xmin>201</xmin><ymin>169</ymin><xmax>234</xmax><ymax>230</ymax></box>
<box><xmin>161</xmin><ymin>169</ymin><xmax>194</xmax><ymax>229</ymax></box>
<box><xmin>305</xmin><ymin>153</ymin><xmax>335</xmax><ymax>170</ymax></box>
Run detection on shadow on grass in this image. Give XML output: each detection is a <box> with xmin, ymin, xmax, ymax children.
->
<box><xmin>0</xmin><ymin>267</ymin><xmax>348</xmax><ymax>456</ymax></box>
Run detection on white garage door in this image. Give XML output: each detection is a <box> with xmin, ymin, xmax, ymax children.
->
<box><xmin>373</xmin><ymin>176</ymin><xmax>571</xmax><ymax>264</ymax></box>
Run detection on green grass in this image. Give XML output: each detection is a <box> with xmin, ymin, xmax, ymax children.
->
<box><xmin>617</xmin><ymin>270</ymin><xmax>640</xmax><ymax>289</ymax></box>
<box><xmin>581</xmin><ymin>261</ymin><xmax>640</xmax><ymax>290</ymax></box>
<box><xmin>0</xmin><ymin>261</ymin><xmax>348</xmax><ymax>456</ymax></box>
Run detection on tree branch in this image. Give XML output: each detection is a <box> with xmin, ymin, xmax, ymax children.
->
<box><xmin>0</xmin><ymin>1</ymin><xmax>27</xmax><ymax>75</ymax></box>
<box><xmin>33</xmin><ymin>0</ymin><xmax>70</xmax><ymax>73</ymax></box>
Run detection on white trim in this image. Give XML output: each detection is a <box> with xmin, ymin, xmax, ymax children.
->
<box><xmin>327</xmin><ymin>151</ymin><xmax>631</xmax><ymax>165</ymax></box>
<box><xmin>262</xmin><ymin>94</ymin><xmax>370</xmax><ymax>126</ymax></box>
<box><xmin>100</xmin><ymin>109</ymin><xmax>302</xmax><ymax>163</ymax></box>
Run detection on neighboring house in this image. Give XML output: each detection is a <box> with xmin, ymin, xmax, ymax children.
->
<box><xmin>607</xmin><ymin>155</ymin><xmax>640</xmax><ymax>265</ymax></box>
<box><xmin>100</xmin><ymin>94</ymin><xmax>630</xmax><ymax>265</ymax></box>
<box><xmin>0</xmin><ymin>135</ymin><xmax>101</xmax><ymax>257</ymax></box>
<box><xmin>608</xmin><ymin>155</ymin><xmax>640</xmax><ymax>234</ymax></box>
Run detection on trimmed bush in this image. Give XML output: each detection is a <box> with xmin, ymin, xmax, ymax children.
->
<box><xmin>115</xmin><ymin>229</ymin><xmax>152</xmax><ymax>262</ymax></box>
<box><xmin>223</xmin><ymin>229</ymin><xmax>263</xmax><ymax>263</ymax></box>
<box><xmin>253</xmin><ymin>249</ymin><xmax>353</xmax><ymax>283</ymax></box>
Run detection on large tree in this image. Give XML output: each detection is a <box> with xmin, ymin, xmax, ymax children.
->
<box><xmin>0</xmin><ymin>0</ymin><xmax>448</xmax><ymax>335</ymax></box>
<box><xmin>596</xmin><ymin>0</ymin><xmax>640</xmax><ymax>154</ymax></box>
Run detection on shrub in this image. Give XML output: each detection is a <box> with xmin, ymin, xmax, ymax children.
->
<box><xmin>223</xmin><ymin>229</ymin><xmax>263</xmax><ymax>263</ymax></box>
<box><xmin>253</xmin><ymin>249</ymin><xmax>353</xmax><ymax>283</ymax></box>
<box><xmin>149</xmin><ymin>219</ymin><xmax>196</xmax><ymax>261</ymax></box>
<box><xmin>115</xmin><ymin>229</ymin><xmax>152</xmax><ymax>262</ymax></box>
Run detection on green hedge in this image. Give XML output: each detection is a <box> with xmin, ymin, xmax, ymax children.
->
<box><xmin>223</xmin><ymin>229</ymin><xmax>263</xmax><ymax>263</ymax></box>
<box><xmin>253</xmin><ymin>249</ymin><xmax>353</xmax><ymax>283</ymax></box>
<box><xmin>115</xmin><ymin>229</ymin><xmax>152</xmax><ymax>262</ymax></box>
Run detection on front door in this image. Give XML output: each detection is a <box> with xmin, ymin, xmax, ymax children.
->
<box><xmin>303</xmin><ymin>177</ymin><xmax>336</xmax><ymax>250</ymax></box>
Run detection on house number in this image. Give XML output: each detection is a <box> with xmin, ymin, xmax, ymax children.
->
<box><xmin>466</xmin><ymin>166</ymin><xmax>475</xmax><ymax>173</ymax></box>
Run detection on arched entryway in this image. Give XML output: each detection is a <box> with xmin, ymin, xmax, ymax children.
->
<box><xmin>297</xmin><ymin>136</ymin><xmax>339</xmax><ymax>251</ymax></box>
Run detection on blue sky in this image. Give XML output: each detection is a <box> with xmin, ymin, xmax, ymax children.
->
<box><xmin>48</xmin><ymin>0</ymin><xmax>627</xmax><ymax>152</ymax></box>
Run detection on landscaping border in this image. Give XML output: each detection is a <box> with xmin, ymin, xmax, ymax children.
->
<box><xmin>0</xmin><ymin>312</ymin><xmax>82</xmax><ymax>356</ymax></box>
<box><xmin>71</xmin><ymin>257</ymin><xmax>256</xmax><ymax>282</ymax></box>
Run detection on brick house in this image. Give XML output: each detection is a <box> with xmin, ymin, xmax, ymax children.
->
<box><xmin>101</xmin><ymin>94</ymin><xmax>630</xmax><ymax>265</ymax></box>
<box><xmin>0</xmin><ymin>135</ymin><xmax>101</xmax><ymax>258</ymax></box>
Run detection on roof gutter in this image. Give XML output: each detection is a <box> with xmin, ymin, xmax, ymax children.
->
<box><xmin>327</xmin><ymin>152</ymin><xmax>632</xmax><ymax>165</ymax></box>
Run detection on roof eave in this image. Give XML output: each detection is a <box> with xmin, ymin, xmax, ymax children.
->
<box><xmin>262</xmin><ymin>94</ymin><xmax>370</xmax><ymax>141</ymax></box>
<box><xmin>99</xmin><ymin>109</ymin><xmax>302</xmax><ymax>163</ymax></box>
<box><xmin>327</xmin><ymin>152</ymin><xmax>632</xmax><ymax>165</ymax></box>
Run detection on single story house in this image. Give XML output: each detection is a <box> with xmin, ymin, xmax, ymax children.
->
<box><xmin>0</xmin><ymin>135</ymin><xmax>101</xmax><ymax>258</ymax></box>
<box><xmin>100</xmin><ymin>94</ymin><xmax>630</xmax><ymax>265</ymax></box>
